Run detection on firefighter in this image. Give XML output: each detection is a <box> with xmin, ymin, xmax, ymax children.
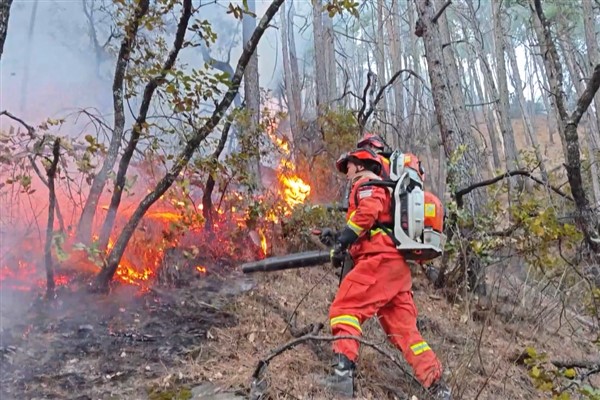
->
<box><xmin>322</xmin><ymin>148</ymin><xmax>451</xmax><ymax>400</ymax></box>
<box><xmin>356</xmin><ymin>132</ymin><xmax>391</xmax><ymax>178</ymax></box>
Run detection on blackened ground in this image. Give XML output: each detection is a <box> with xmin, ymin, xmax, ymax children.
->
<box><xmin>0</xmin><ymin>270</ymin><xmax>247</xmax><ymax>400</ymax></box>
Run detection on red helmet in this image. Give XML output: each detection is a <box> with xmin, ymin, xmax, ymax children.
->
<box><xmin>357</xmin><ymin>132</ymin><xmax>385</xmax><ymax>150</ymax></box>
<box><xmin>336</xmin><ymin>148</ymin><xmax>382</xmax><ymax>174</ymax></box>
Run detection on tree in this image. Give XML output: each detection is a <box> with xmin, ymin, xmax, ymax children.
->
<box><xmin>92</xmin><ymin>0</ymin><xmax>286</xmax><ymax>292</ymax></box>
<box><xmin>76</xmin><ymin>0</ymin><xmax>151</xmax><ymax>245</ymax></box>
<box><xmin>530</xmin><ymin>0</ymin><xmax>600</xmax><ymax>252</ymax></box>
<box><xmin>0</xmin><ymin>0</ymin><xmax>12</xmax><ymax>60</ymax></box>
<box><xmin>492</xmin><ymin>0</ymin><xmax>520</xmax><ymax>179</ymax></box>
<box><xmin>242</xmin><ymin>0</ymin><xmax>262</xmax><ymax>190</ymax></box>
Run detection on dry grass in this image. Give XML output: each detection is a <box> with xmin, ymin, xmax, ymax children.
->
<box><xmin>151</xmin><ymin>261</ymin><xmax>599</xmax><ymax>400</ymax></box>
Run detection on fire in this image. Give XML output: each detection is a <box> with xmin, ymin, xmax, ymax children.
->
<box><xmin>259</xmin><ymin>229</ymin><xmax>268</xmax><ymax>255</ymax></box>
<box><xmin>266</xmin><ymin>122</ymin><xmax>311</xmax><ymax>209</ymax></box>
<box><xmin>196</xmin><ymin>265</ymin><xmax>207</xmax><ymax>274</ymax></box>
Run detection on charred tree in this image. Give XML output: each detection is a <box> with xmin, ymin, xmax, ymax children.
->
<box><xmin>92</xmin><ymin>0</ymin><xmax>285</xmax><ymax>292</ymax></box>
<box><xmin>202</xmin><ymin>119</ymin><xmax>232</xmax><ymax>233</ymax></box>
<box><xmin>96</xmin><ymin>0</ymin><xmax>192</xmax><ymax>252</ymax></box>
<box><xmin>0</xmin><ymin>0</ymin><xmax>12</xmax><ymax>60</ymax></box>
<box><xmin>76</xmin><ymin>0</ymin><xmax>150</xmax><ymax>245</ymax></box>
<box><xmin>530</xmin><ymin>0</ymin><xmax>600</xmax><ymax>252</ymax></box>
<box><xmin>44</xmin><ymin>138</ymin><xmax>61</xmax><ymax>299</ymax></box>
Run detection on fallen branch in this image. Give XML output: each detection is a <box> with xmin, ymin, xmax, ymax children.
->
<box><xmin>251</xmin><ymin>332</ymin><xmax>418</xmax><ymax>387</ymax></box>
<box><xmin>454</xmin><ymin>169</ymin><xmax>573</xmax><ymax>208</ymax></box>
<box><xmin>551</xmin><ymin>360</ymin><xmax>600</xmax><ymax>370</ymax></box>
<box><xmin>44</xmin><ymin>138</ymin><xmax>60</xmax><ymax>299</ymax></box>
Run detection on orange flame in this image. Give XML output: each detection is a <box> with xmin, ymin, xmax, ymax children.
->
<box><xmin>266</xmin><ymin>122</ymin><xmax>311</xmax><ymax>209</ymax></box>
<box><xmin>196</xmin><ymin>265</ymin><xmax>207</xmax><ymax>274</ymax></box>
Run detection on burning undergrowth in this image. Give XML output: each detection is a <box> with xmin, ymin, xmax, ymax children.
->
<box><xmin>0</xmin><ymin>119</ymin><xmax>315</xmax><ymax>294</ymax></box>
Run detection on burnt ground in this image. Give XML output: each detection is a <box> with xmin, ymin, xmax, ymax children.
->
<box><xmin>1</xmin><ymin>259</ymin><xmax>599</xmax><ymax>400</ymax></box>
<box><xmin>0</xmin><ymin>270</ymin><xmax>249</xmax><ymax>400</ymax></box>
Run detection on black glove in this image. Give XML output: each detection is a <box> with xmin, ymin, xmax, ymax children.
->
<box><xmin>330</xmin><ymin>243</ymin><xmax>346</xmax><ymax>269</ymax></box>
<box><xmin>337</xmin><ymin>227</ymin><xmax>359</xmax><ymax>249</ymax></box>
<box><xmin>319</xmin><ymin>228</ymin><xmax>338</xmax><ymax>247</ymax></box>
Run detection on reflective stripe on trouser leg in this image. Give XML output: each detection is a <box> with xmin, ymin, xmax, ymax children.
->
<box><xmin>410</xmin><ymin>341</ymin><xmax>431</xmax><ymax>355</ymax></box>
<box><xmin>330</xmin><ymin>315</ymin><xmax>362</xmax><ymax>332</ymax></box>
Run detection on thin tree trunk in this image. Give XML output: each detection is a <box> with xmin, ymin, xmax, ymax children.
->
<box><xmin>280</xmin><ymin>2</ymin><xmax>300</xmax><ymax>147</ymax></box>
<box><xmin>44</xmin><ymin>139</ymin><xmax>61</xmax><ymax>299</ymax></box>
<box><xmin>387</xmin><ymin>0</ymin><xmax>404</xmax><ymax>147</ymax></box>
<box><xmin>471</xmin><ymin>60</ymin><xmax>501</xmax><ymax>170</ymax></box>
<box><xmin>560</xmin><ymin>39</ymin><xmax>600</xmax><ymax>206</ymax></box>
<box><xmin>374</xmin><ymin>0</ymin><xmax>388</xmax><ymax>138</ymax></box>
<box><xmin>203</xmin><ymin>119</ymin><xmax>232</xmax><ymax>233</ymax></box>
<box><xmin>92</xmin><ymin>0</ymin><xmax>286</xmax><ymax>292</ymax></box>
<box><xmin>530</xmin><ymin>0</ymin><xmax>600</xmax><ymax>251</ymax></box>
<box><xmin>77</xmin><ymin>0</ymin><xmax>150</xmax><ymax>245</ymax></box>
<box><xmin>0</xmin><ymin>0</ymin><xmax>13</xmax><ymax>61</ymax></box>
<box><xmin>492</xmin><ymin>0</ymin><xmax>520</xmax><ymax>179</ymax></box>
<box><xmin>323</xmin><ymin>12</ymin><xmax>337</xmax><ymax>106</ymax></box>
<box><xmin>287</xmin><ymin>1</ymin><xmax>302</xmax><ymax>133</ymax></box>
<box><xmin>97</xmin><ymin>0</ymin><xmax>191</xmax><ymax>251</ymax></box>
<box><xmin>313</xmin><ymin>0</ymin><xmax>329</xmax><ymax>121</ymax></box>
<box><xmin>243</xmin><ymin>0</ymin><xmax>262</xmax><ymax>190</ymax></box>
<box><xmin>581</xmin><ymin>0</ymin><xmax>600</xmax><ymax>206</ymax></box>
<box><xmin>506</xmin><ymin>38</ymin><xmax>548</xmax><ymax>182</ymax></box>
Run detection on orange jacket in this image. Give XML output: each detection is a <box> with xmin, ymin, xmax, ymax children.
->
<box><xmin>345</xmin><ymin>171</ymin><xmax>399</xmax><ymax>259</ymax></box>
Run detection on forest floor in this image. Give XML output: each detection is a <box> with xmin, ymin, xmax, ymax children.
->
<box><xmin>1</xmin><ymin>259</ymin><xmax>598</xmax><ymax>400</ymax></box>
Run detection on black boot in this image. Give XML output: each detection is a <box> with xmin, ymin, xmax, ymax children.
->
<box><xmin>320</xmin><ymin>353</ymin><xmax>355</xmax><ymax>397</ymax></box>
<box><xmin>428</xmin><ymin>379</ymin><xmax>452</xmax><ymax>400</ymax></box>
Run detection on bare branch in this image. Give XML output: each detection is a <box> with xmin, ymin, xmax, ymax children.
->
<box><xmin>0</xmin><ymin>110</ymin><xmax>35</xmax><ymax>137</ymax></box>
<box><xmin>431</xmin><ymin>0</ymin><xmax>452</xmax><ymax>24</ymax></box>
<box><xmin>28</xmin><ymin>155</ymin><xmax>65</xmax><ymax>232</ymax></box>
<box><xmin>359</xmin><ymin>69</ymin><xmax>425</xmax><ymax>129</ymax></box>
<box><xmin>568</xmin><ymin>64</ymin><xmax>600</xmax><ymax>126</ymax></box>
<box><xmin>454</xmin><ymin>169</ymin><xmax>573</xmax><ymax>208</ymax></box>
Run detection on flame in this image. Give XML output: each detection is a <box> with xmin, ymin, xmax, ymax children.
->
<box><xmin>196</xmin><ymin>265</ymin><xmax>207</xmax><ymax>274</ymax></box>
<box><xmin>266</xmin><ymin>122</ymin><xmax>311</xmax><ymax>209</ymax></box>
<box><xmin>259</xmin><ymin>230</ymin><xmax>268</xmax><ymax>255</ymax></box>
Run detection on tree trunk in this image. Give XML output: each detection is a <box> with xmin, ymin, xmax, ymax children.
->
<box><xmin>559</xmin><ymin>38</ymin><xmax>600</xmax><ymax>206</ymax></box>
<box><xmin>415</xmin><ymin>0</ymin><xmax>486</xmax><ymax>211</ymax></box>
<box><xmin>323</xmin><ymin>11</ymin><xmax>337</xmax><ymax>106</ymax></box>
<box><xmin>0</xmin><ymin>0</ymin><xmax>12</xmax><ymax>61</ymax></box>
<box><xmin>92</xmin><ymin>0</ymin><xmax>286</xmax><ymax>292</ymax></box>
<box><xmin>280</xmin><ymin>2</ymin><xmax>301</xmax><ymax>148</ymax></box>
<box><xmin>373</xmin><ymin>0</ymin><xmax>389</xmax><ymax>138</ymax></box>
<box><xmin>243</xmin><ymin>0</ymin><xmax>262</xmax><ymax>190</ymax></box>
<box><xmin>44</xmin><ymin>139</ymin><xmax>61</xmax><ymax>299</ymax></box>
<box><xmin>506</xmin><ymin>37</ymin><xmax>548</xmax><ymax>182</ymax></box>
<box><xmin>387</xmin><ymin>0</ymin><xmax>404</xmax><ymax>148</ymax></box>
<box><xmin>472</xmin><ymin>60</ymin><xmax>501</xmax><ymax>170</ymax></box>
<box><xmin>97</xmin><ymin>0</ymin><xmax>192</xmax><ymax>251</ymax></box>
<box><xmin>492</xmin><ymin>0</ymin><xmax>520</xmax><ymax>178</ymax></box>
<box><xmin>76</xmin><ymin>0</ymin><xmax>150</xmax><ymax>245</ymax></box>
<box><xmin>406</xmin><ymin>1</ymin><xmax>422</xmax><ymax>148</ymax></box>
<box><xmin>313</xmin><ymin>0</ymin><xmax>330</xmax><ymax>120</ymax></box>
<box><xmin>581</xmin><ymin>0</ymin><xmax>600</xmax><ymax>207</ymax></box>
<box><xmin>530</xmin><ymin>0</ymin><xmax>600</xmax><ymax>252</ymax></box>
<box><xmin>287</xmin><ymin>1</ymin><xmax>302</xmax><ymax>138</ymax></box>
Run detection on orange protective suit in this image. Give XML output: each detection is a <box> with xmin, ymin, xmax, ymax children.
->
<box><xmin>328</xmin><ymin>170</ymin><xmax>443</xmax><ymax>388</ymax></box>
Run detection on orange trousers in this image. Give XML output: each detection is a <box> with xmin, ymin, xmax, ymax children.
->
<box><xmin>328</xmin><ymin>253</ymin><xmax>442</xmax><ymax>388</ymax></box>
